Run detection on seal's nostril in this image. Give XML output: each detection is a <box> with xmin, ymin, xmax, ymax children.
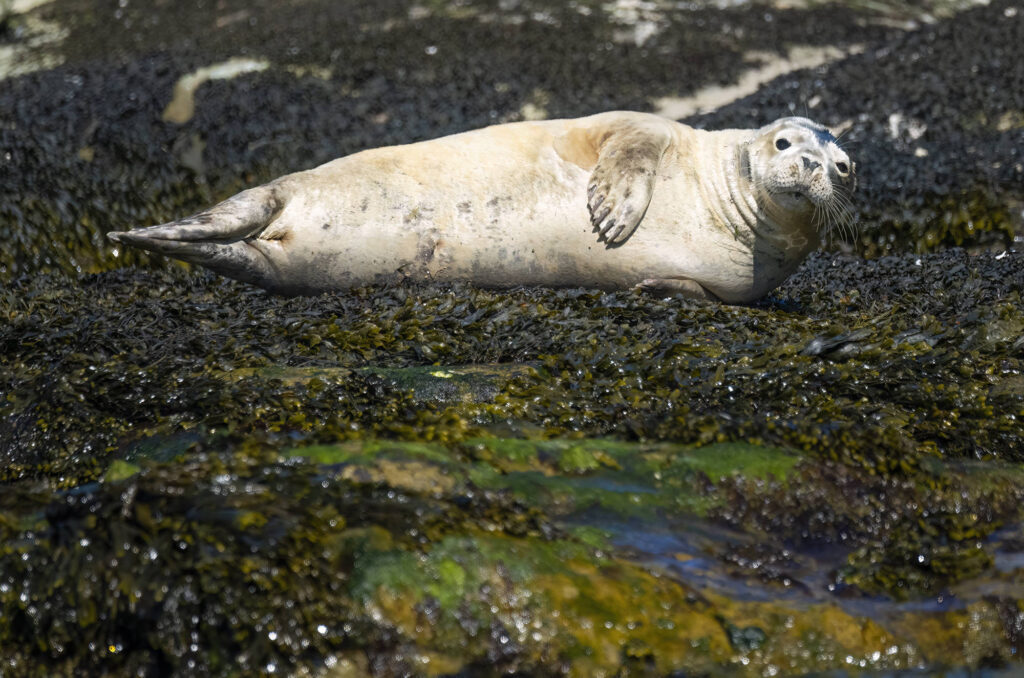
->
<box><xmin>802</xmin><ymin>156</ymin><xmax>821</xmax><ymax>171</ymax></box>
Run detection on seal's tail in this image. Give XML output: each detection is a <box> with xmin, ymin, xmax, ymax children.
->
<box><xmin>107</xmin><ymin>184</ymin><xmax>286</xmax><ymax>289</ymax></box>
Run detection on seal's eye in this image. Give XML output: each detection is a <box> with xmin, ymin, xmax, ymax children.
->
<box><xmin>775</xmin><ymin>138</ymin><xmax>791</xmax><ymax>151</ymax></box>
<box><xmin>836</xmin><ymin>161</ymin><xmax>849</xmax><ymax>175</ymax></box>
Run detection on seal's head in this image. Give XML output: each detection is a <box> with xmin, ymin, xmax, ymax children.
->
<box><xmin>746</xmin><ymin>117</ymin><xmax>856</xmax><ymax>238</ymax></box>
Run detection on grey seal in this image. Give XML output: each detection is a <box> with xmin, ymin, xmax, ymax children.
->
<box><xmin>108</xmin><ymin>111</ymin><xmax>855</xmax><ymax>303</ymax></box>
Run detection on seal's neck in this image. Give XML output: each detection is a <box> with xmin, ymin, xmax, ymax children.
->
<box><xmin>713</xmin><ymin>139</ymin><xmax>760</xmax><ymax>249</ymax></box>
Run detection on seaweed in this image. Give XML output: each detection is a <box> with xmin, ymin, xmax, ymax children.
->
<box><xmin>3</xmin><ymin>0</ymin><xmax>1024</xmax><ymax>674</ymax></box>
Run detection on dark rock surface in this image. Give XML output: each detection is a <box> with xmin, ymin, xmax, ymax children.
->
<box><xmin>2</xmin><ymin>1</ymin><xmax>1024</xmax><ymax>676</ymax></box>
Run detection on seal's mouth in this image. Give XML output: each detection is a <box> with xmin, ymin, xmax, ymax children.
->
<box><xmin>772</xmin><ymin>187</ymin><xmax>815</xmax><ymax>207</ymax></box>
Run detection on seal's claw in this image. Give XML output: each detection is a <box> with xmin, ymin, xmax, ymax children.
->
<box><xmin>607</xmin><ymin>222</ymin><xmax>627</xmax><ymax>243</ymax></box>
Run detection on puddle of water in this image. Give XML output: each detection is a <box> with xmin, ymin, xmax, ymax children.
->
<box><xmin>596</xmin><ymin>517</ymin><xmax>976</xmax><ymax>621</ymax></box>
<box><xmin>602</xmin><ymin>517</ymin><xmax>831</xmax><ymax>605</ymax></box>
<box><xmin>567</xmin><ymin>475</ymin><xmax>658</xmax><ymax>496</ymax></box>
<box><xmin>947</xmin><ymin>519</ymin><xmax>1024</xmax><ymax>600</ymax></box>
<box><xmin>988</xmin><ymin>521</ymin><xmax>1024</xmax><ymax>572</ymax></box>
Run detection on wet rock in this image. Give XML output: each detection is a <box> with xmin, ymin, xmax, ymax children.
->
<box><xmin>2</xmin><ymin>0</ymin><xmax>1024</xmax><ymax>674</ymax></box>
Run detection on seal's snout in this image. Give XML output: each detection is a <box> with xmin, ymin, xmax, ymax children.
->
<box><xmin>801</xmin><ymin>156</ymin><xmax>821</xmax><ymax>171</ymax></box>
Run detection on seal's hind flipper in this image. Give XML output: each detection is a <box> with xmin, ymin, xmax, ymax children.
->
<box><xmin>109</xmin><ymin>184</ymin><xmax>284</xmax><ymax>245</ymax></box>
<box><xmin>108</xmin><ymin>184</ymin><xmax>286</xmax><ymax>289</ymax></box>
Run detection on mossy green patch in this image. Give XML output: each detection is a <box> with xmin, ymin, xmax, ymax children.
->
<box><xmin>660</xmin><ymin>442</ymin><xmax>799</xmax><ymax>482</ymax></box>
<box><xmin>349</xmin><ymin>531</ymin><xmax>735</xmax><ymax>675</ymax></box>
<box><xmin>568</xmin><ymin>525</ymin><xmax>612</xmax><ymax>550</ymax></box>
<box><xmin>461</xmin><ymin>436</ymin><xmax>545</xmax><ymax>471</ymax></box>
<box><xmin>557</xmin><ymin>444</ymin><xmax>603</xmax><ymax>473</ymax></box>
<box><xmin>285</xmin><ymin>439</ymin><xmax>456</xmax><ymax>466</ymax></box>
<box><xmin>283</xmin><ymin>438</ymin><xmax>797</xmax><ymax>521</ymax></box>
<box><xmin>102</xmin><ymin>459</ymin><xmax>141</xmax><ymax>483</ymax></box>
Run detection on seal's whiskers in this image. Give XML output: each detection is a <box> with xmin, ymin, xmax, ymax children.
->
<box><xmin>814</xmin><ymin>188</ymin><xmax>857</xmax><ymax>248</ymax></box>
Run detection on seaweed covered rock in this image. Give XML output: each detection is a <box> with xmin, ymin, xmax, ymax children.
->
<box><xmin>3</xmin><ymin>250</ymin><xmax>1022</xmax><ymax>486</ymax></box>
<box><xmin>3</xmin><ymin>0</ymin><xmax>1024</xmax><ymax>674</ymax></box>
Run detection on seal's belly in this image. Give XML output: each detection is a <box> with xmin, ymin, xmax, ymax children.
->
<box><xmin>292</xmin><ymin>195</ymin><xmax>711</xmax><ymax>291</ymax></box>
<box><xmin>272</xmin><ymin>140</ymin><xmax>710</xmax><ymax>291</ymax></box>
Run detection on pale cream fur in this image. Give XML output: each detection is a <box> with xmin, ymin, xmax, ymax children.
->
<box><xmin>109</xmin><ymin>111</ymin><xmax>855</xmax><ymax>303</ymax></box>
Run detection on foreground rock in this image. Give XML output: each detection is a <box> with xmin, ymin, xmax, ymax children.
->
<box><xmin>5</xmin><ymin>434</ymin><xmax>1024</xmax><ymax>675</ymax></box>
<box><xmin>2</xmin><ymin>248</ymin><xmax>1024</xmax><ymax>674</ymax></box>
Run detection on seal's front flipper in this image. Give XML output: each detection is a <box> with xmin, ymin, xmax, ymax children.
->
<box><xmin>634</xmin><ymin>277</ymin><xmax>719</xmax><ymax>301</ymax></box>
<box><xmin>108</xmin><ymin>184</ymin><xmax>286</xmax><ymax>289</ymax></box>
<box><xmin>587</xmin><ymin>119</ymin><xmax>672</xmax><ymax>246</ymax></box>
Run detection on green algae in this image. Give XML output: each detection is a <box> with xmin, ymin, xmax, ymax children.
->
<box><xmin>4</xmin><ymin>441</ymin><xmax>1006</xmax><ymax>676</ymax></box>
<box><xmin>661</xmin><ymin>441</ymin><xmax>798</xmax><ymax>482</ymax></box>
<box><xmin>345</xmin><ymin>528</ymin><xmax>928</xmax><ymax>677</ymax></box>
<box><xmin>284</xmin><ymin>438</ymin><xmax>799</xmax><ymax>521</ymax></box>
<box><xmin>288</xmin><ymin>440</ymin><xmax>457</xmax><ymax>467</ymax></box>
<box><xmin>102</xmin><ymin>459</ymin><xmax>141</xmax><ymax>483</ymax></box>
